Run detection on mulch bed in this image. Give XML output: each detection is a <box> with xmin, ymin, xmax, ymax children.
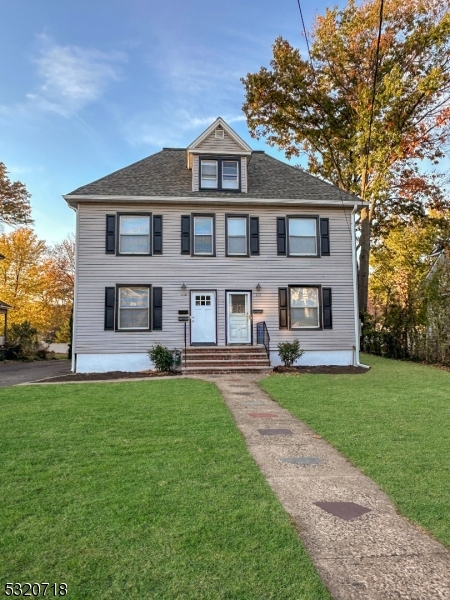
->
<box><xmin>37</xmin><ymin>370</ymin><xmax>181</xmax><ymax>383</ymax></box>
<box><xmin>36</xmin><ymin>365</ymin><xmax>369</xmax><ymax>383</ymax></box>
<box><xmin>272</xmin><ymin>365</ymin><xmax>369</xmax><ymax>375</ymax></box>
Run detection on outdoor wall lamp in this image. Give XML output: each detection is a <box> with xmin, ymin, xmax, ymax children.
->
<box><xmin>256</xmin><ymin>283</ymin><xmax>261</xmax><ymax>292</ymax></box>
<box><xmin>181</xmin><ymin>283</ymin><xmax>187</xmax><ymax>291</ymax></box>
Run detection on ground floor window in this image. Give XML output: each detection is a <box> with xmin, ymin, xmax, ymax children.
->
<box><xmin>118</xmin><ymin>286</ymin><xmax>150</xmax><ymax>330</ymax></box>
<box><xmin>290</xmin><ymin>287</ymin><xmax>320</xmax><ymax>328</ymax></box>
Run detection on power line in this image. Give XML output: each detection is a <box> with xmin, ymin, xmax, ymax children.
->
<box><xmin>296</xmin><ymin>0</ymin><xmax>313</xmax><ymax>63</ymax></box>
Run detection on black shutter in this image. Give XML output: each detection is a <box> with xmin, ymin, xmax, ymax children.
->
<box><xmin>277</xmin><ymin>218</ymin><xmax>286</xmax><ymax>255</ymax></box>
<box><xmin>105</xmin><ymin>287</ymin><xmax>115</xmax><ymax>330</ymax></box>
<box><xmin>279</xmin><ymin>288</ymin><xmax>288</xmax><ymax>329</ymax></box>
<box><xmin>152</xmin><ymin>287</ymin><xmax>162</xmax><ymax>330</ymax></box>
<box><xmin>250</xmin><ymin>217</ymin><xmax>259</xmax><ymax>255</ymax></box>
<box><xmin>320</xmin><ymin>218</ymin><xmax>330</xmax><ymax>256</ymax></box>
<box><xmin>322</xmin><ymin>287</ymin><xmax>332</xmax><ymax>329</ymax></box>
<box><xmin>105</xmin><ymin>215</ymin><xmax>116</xmax><ymax>254</ymax></box>
<box><xmin>181</xmin><ymin>215</ymin><xmax>191</xmax><ymax>254</ymax></box>
<box><xmin>153</xmin><ymin>216</ymin><xmax>162</xmax><ymax>254</ymax></box>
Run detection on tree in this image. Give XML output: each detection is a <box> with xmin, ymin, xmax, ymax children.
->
<box><xmin>43</xmin><ymin>234</ymin><xmax>75</xmax><ymax>342</ymax></box>
<box><xmin>241</xmin><ymin>0</ymin><xmax>450</xmax><ymax>312</ymax></box>
<box><xmin>366</xmin><ymin>216</ymin><xmax>449</xmax><ymax>359</ymax></box>
<box><xmin>0</xmin><ymin>162</ymin><xmax>33</xmax><ymax>226</ymax></box>
<box><xmin>0</xmin><ymin>229</ymin><xmax>74</xmax><ymax>340</ymax></box>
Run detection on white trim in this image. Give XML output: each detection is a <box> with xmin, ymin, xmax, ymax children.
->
<box><xmin>64</xmin><ymin>195</ymin><xmax>369</xmax><ymax>208</ymax></box>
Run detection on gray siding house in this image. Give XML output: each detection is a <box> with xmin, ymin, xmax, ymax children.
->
<box><xmin>64</xmin><ymin>118</ymin><xmax>367</xmax><ymax>373</ymax></box>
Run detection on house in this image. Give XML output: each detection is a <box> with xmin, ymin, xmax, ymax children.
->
<box><xmin>64</xmin><ymin>118</ymin><xmax>367</xmax><ymax>373</ymax></box>
<box><xmin>0</xmin><ymin>300</ymin><xmax>11</xmax><ymax>349</ymax></box>
<box><xmin>0</xmin><ymin>252</ymin><xmax>11</xmax><ymax>349</ymax></box>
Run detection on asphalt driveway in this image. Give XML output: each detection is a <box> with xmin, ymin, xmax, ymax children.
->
<box><xmin>0</xmin><ymin>360</ymin><xmax>71</xmax><ymax>388</ymax></box>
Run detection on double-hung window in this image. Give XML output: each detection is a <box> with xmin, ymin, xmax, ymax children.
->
<box><xmin>193</xmin><ymin>216</ymin><xmax>214</xmax><ymax>255</ymax></box>
<box><xmin>288</xmin><ymin>217</ymin><xmax>318</xmax><ymax>256</ymax></box>
<box><xmin>200</xmin><ymin>158</ymin><xmax>240</xmax><ymax>191</ymax></box>
<box><xmin>117</xmin><ymin>286</ymin><xmax>150</xmax><ymax>330</ymax></box>
<box><xmin>118</xmin><ymin>215</ymin><xmax>151</xmax><ymax>254</ymax></box>
<box><xmin>227</xmin><ymin>216</ymin><xmax>247</xmax><ymax>255</ymax></box>
<box><xmin>200</xmin><ymin>161</ymin><xmax>218</xmax><ymax>189</ymax></box>
<box><xmin>222</xmin><ymin>161</ymin><xmax>239</xmax><ymax>189</ymax></box>
<box><xmin>290</xmin><ymin>287</ymin><xmax>320</xmax><ymax>328</ymax></box>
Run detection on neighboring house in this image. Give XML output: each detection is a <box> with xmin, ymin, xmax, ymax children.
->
<box><xmin>0</xmin><ymin>253</ymin><xmax>11</xmax><ymax>348</ymax></box>
<box><xmin>0</xmin><ymin>300</ymin><xmax>11</xmax><ymax>348</ymax></box>
<box><xmin>64</xmin><ymin>118</ymin><xmax>367</xmax><ymax>373</ymax></box>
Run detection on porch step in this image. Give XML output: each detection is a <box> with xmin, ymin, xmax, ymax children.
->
<box><xmin>181</xmin><ymin>346</ymin><xmax>270</xmax><ymax>374</ymax></box>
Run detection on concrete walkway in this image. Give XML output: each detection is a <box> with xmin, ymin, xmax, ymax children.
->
<box><xmin>204</xmin><ymin>374</ymin><xmax>450</xmax><ymax>600</ymax></box>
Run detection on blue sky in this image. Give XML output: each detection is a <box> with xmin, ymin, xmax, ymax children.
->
<box><xmin>0</xmin><ymin>0</ymin><xmax>340</xmax><ymax>243</ymax></box>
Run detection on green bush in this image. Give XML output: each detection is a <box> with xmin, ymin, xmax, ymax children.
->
<box><xmin>277</xmin><ymin>339</ymin><xmax>304</xmax><ymax>367</ymax></box>
<box><xmin>6</xmin><ymin>321</ymin><xmax>40</xmax><ymax>360</ymax></box>
<box><xmin>148</xmin><ymin>344</ymin><xmax>174</xmax><ymax>372</ymax></box>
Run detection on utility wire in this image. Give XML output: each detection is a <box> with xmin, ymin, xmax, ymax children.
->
<box><xmin>297</xmin><ymin>0</ymin><xmax>313</xmax><ymax>64</ymax></box>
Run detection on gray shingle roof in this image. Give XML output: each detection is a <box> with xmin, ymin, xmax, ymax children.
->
<box><xmin>67</xmin><ymin>149</ymin><xmax>360</xmax><ymax>202</ymax></box>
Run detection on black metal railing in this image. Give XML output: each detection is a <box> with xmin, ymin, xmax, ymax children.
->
<box><xmin>256</xmin><ymin>321</ymin><xmax>271</xmax><ymax>365</ymax></box>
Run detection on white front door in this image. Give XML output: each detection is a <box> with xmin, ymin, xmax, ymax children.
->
<box><xmin>191</xmin><ymin>291</ymin><xmax>216</xmax><ymax>344</ymax></box>
<box><xmin>227</xmin><ymin>292</ymin><xmax>251</xmax><ymax>344</ymax></box>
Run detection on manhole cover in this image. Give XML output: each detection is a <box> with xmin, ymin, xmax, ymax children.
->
<box><xmin>281</xmin><ymin>456</ymin><xmax>323</xmax><ymax>465</ymax></box>
<box><xmin>314</xmin><ymin>501</ymin><xmax>372</xmax><ymax>521</ymax></box>
<box><xmin>258</xmin><ymin>429</ymin><xmax>293</xmax><ymax>436</ymax></box>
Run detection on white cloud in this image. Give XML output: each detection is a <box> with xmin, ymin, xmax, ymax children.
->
<box><xmin>27</xmin><ymin>35</ymin><xmax>126</xmax><ymax>117</ymax></box>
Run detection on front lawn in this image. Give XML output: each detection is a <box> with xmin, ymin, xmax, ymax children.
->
<box><xmin>0</xmin><ymin>380</ymin><xmax>330</xmax><ymax>600</ymax></box>
<box><xmin>260</xmin><ymin>354</ymin><xmax>450</xmax><ymax>548</ymax></box>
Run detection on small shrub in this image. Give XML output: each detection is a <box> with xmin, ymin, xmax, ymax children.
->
<box><xmin>148</xmin><ymin>344</ymin><xmax>174</xmax><ymax>372</ymax></box>
<box><xmin>277</xmin><ymin>339</ymin><xmax>304</xmax><ymax>367</ymax></box>
<box><xmin>6</xmin><ymin>321</ymin><xmax>39</xmax><ymax>360</ymax></box>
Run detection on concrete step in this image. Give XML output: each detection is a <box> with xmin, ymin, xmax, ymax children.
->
<box><xmin>181</xmin><ymin>346</ymin><xmax>270</xmax><ymax>373</ymax></box>
<box><xmin>185</xmin><ymin>359</ymin><xmax>269</xmax><ymax>367</ymax></box>
<box><xmin>182</xmin><ymin>365</ymin><xmax>272</xmax><ymax>374</ymax></box>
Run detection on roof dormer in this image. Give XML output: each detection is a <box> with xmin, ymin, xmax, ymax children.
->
<box><xmin>187</xmin><ymin>117</ymin><xmax>252</xmax><ymax>193</ymax></box>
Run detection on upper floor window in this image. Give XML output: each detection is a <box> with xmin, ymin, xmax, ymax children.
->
<box><xmin>193</xmin><ymin>216</ymin><xmax>214</xmax><ymax>255</ymax></box>
<box><xmin>227</xmin><ymin>216</ymin><xmax>247</xmax><ymax>255</ymax></box>
<box><xmin>119</xmin><ymin>215</ymin><xmax>151</xmax><ymax>254</ymax></box>
<box><xmin>200</xmin><ymin>158</ymin><xmax>240</xmax><ymax>191</ymax></box>
<box><xmin>277</xmin><ymin>216</ymin><xmax>329</xmax><ymax>257</ymax></box>
<box><xmin>288</xmin><ymin>217</ymin><xmax>318</xmax><ymax>256</ymax></box>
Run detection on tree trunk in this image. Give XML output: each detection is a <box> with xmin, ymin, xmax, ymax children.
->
<box><xmin>358</xmin><ymin>206</ymin><xmax>371</xmax><ymax>315</ymax></box>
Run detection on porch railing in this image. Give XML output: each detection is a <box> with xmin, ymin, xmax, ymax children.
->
<box><xmin>256</xmin><ymin>321</ymin><xmax>271</xmax><ymax>365</ymax></box>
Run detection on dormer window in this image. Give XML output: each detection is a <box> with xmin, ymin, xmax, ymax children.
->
<box><xmin>201</xmin><ymin>160</ymin><xmax>218</xmax><ymax>188</ymax></box>
<box><xmin>200</xmin><ymin>158</ymin><xmax>240</xmax><ymax>191</ymax></box>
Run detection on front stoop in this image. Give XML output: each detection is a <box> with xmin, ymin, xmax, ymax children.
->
<box><xmin>182</xmin><ymin>346</ymin><xmax>271</xmax><ymax>374</ymax></box>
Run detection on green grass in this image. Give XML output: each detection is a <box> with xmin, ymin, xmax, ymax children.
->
<box><xmin>260</xmin><ymin>354</ymin><xmax>450</xmax><ymax>548</ymax></box>
<box><xmin>0</xmin><ymin>380</ymin><xmax>330</xmax><ymax>600</ymax></box>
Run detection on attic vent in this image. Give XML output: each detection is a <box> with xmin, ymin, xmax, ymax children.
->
<box><xmin>215</xmin><ymin>129</ymin><xmax>224</xmax><ymax>139</ymax></box>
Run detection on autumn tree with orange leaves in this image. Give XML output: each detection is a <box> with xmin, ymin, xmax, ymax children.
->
<box><xmin>242</xmin><ymin>0</ymin><xmax>450</xmax><ymax>313</ymax></box>
<box><xmin>0</xmin><ymin>229</ymin><xmax>74</xmax><ymax>341</ymax></box>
